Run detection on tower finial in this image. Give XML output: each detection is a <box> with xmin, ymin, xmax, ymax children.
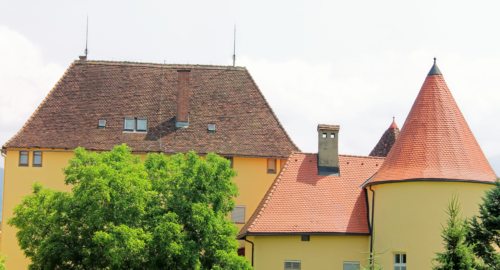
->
<box><xmin>85</xmin><ymin>15</ymin><xmax>89</xmax><ymax>57</ymax></box>
<box><xmin>232</xmin><ymin>24</ymin><xmax>236</xmax><ymax>67</ymax></box>
<box><xmin>428</xmin><ymin>57</ymin><xmax>442</xmax><ymax>76</ymax></box>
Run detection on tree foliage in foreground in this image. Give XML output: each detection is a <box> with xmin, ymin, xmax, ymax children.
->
<box><xmin>9</xmin><ymin>145</ymin><xmax>251</xmax><ymax>270</ymax></box>
<box><xmin>466</xmin><ymin>181</ymin><xmax>500</xmax><ymax>269</ymax></box>
<box><xmin>433</xmin><ymin>197</ymin><xmax>479</xmax><ymax>270</ymax></box>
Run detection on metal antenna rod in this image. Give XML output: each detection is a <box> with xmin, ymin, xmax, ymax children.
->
<box><xmin>232</xmin><ymin>25</ymin><xmax>236</xmax><ymax>67</ymax></box>
<box><xmin>85</xmin><ymin>15</ymin><xmax>89</xmax><ymax>57</ymax></box>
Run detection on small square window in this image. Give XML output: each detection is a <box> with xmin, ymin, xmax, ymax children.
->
<box><xmin>231</xmin><ymin>206</ymin><xmax>245</xmax><ymax>224</ymax></box>
<box><xmin>33</xmin><ymin>151</ymin><xmax>42</xmax><ymax>167</ymax></box>
<box><xmin>136</xmin><ymin>118</ymin><xmax>148</xmax><ymax>132</ymax></box>
<box><xmin>124</xmin><ymin>118</ymin><xmax>135</xmax><ymax>131</ymax></box>
<box><xmin>207</xmin><ymin>123</ymin><xmax>216</xmax><ymax>133</ymax></box>
<box><xmin>19</xmin><ymin>151</ymin><xmax>29</xmax><ymax>166</ymax></box>
<box><xmin>98</xmin><ymin>119</ymin><xmax>107</xmax><ymax>128</ymax></box>
<box><xmin>301</xmin><ymin>235</ymin><xmax>310</xmax><ymax>241</ymax></box>
<box><xmin>267</xmin><ymin>158</ymin><xmax>277</xmax><ymax>174</ymax></box>
<box><xmin>322</xmin><ymin>133</ymin><xmax>327</xmax><ymax>138</ymax></box>
<box><xmin>284</xmin><ymin>260</ymin><xmax>301</xmax><ymax>270</ymax></box>
<box><xmin>343</xmin><ymin>261</ymin><xmax>360</xmax><ymax>270</ymax></box>
<box><xmin>330</xmin><ymin>133</ymin><xmax>335</xmax><ymax>139</ymax></box>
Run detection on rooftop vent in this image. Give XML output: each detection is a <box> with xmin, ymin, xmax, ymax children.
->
<box><xmin>208</xmin><ymin>124</ymin><xmax>216</xmax><ymax>133</ymax></box>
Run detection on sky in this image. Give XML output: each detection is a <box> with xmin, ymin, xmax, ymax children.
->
<box><xmin>0</xmin><ymin>0</ymin><xmax>499</xmax><ymax>174</ymax></box>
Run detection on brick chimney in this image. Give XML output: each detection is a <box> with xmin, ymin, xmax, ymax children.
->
<box><xmin>317</xmin><ymin>124</ymin><xmax>340</xmax><ymax>175</ymax></box>
<box><xmin>176</xmin><ymin>69</ymin><xmax>191</xmax><ymax>128</ymax></box>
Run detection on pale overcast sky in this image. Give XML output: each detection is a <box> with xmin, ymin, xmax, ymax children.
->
<box><xmin>0</xmin><ymin>0</ymin><xmax>499</xmax><ymax>174</ymax></box>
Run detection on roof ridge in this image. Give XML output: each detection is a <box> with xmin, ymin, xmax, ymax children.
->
<box><xmin>2</xmin><ymin>61</ymin><xmax>77</xmax><ymax>150</ymax></box>
<box><xmin>294</xmin><ymin>152</ymin><xmax>385</xmax><ymax>160</ymax></box>
<box><xmin>77</xmin><ymin>59</ymin><xmax>247</xmax><ymax>70</ymax></box>
<box><xmin>238</xmin><ymin>152</ymin><xmax>296</xmax><ymax>238</ymax></box>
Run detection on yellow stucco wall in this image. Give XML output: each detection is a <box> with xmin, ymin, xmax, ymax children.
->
<box><xmin>1</xmin><ymin>149</ymin><xmax>282</xmax><ymax>269</ymax></box>
<box><xmin>248</xmin><ymin>235</ymin><xmax>369</xmax><ymax>270</ymax></box>
<box><xmin>369</xmin><ymin>181</ymin><xmax>493</xmax><ymax>270</ymax></box>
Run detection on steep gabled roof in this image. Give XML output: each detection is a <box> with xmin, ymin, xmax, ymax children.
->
<box><xmin>239</xmin><ymin>153</ymin><xmax>383</xmax><ymax>237</ymax></box>
<box><xmin>369</xmin><ymin>118</ymin><xmax>400</xmax><ymax>157</ymax></box>
<box><xmin>368</xmin><ymin>61</ymin><xmax>496</xmax><ymax>185</ymax></box>
<box><xmin>4</xmin><ymin>60</ymin><xmax>298</xmax><ymax>157</ymax></box>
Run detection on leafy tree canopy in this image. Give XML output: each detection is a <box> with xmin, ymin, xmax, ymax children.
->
<box><xmin>9</xmin><ymin>145</ymin><xmax>251</xmax><ymax>270</ymax></box>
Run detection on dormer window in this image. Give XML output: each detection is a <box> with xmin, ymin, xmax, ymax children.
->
<box><xmin>124</xmin><ymin>118</ymin><xmax>147</xmax><ymax>132</ymax></box>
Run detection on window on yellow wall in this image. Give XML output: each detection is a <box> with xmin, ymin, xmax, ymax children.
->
<box><xmin>19</xmin><ymin>151</ymin><xmax>29</xmax><ymax>166</ymax></box>
<box><xmin>225</xmin><ymin>156</ymin><xmax>233</xmax><ymax>168</ymax></box>
<box><xmin>394</xmin><ymin>253</ymin><xmax>406</xmax><ymax>270</ymax></box>
<box><xmin>267</xmin><ymin>158</ymin><xmax>276</xmax><ymax>174</ymax></box>
<box><xmin>284</xmin><ymin>260</ymin><xmax>301</xmax><ymax>270</ymax></box>
<box><xmin>33</xmin><ymin>151</ymin><xmax>42</xmax><ymax>167</ymax></box>
<box><xmin>231</xmin><ymin>206</ymin><xmax>245</xmax><ymax>223</ymax></box>
<box><xmin>343</xmin><ymin>261</ymin><xmax>360</xmax><ymax>270</ymax></box>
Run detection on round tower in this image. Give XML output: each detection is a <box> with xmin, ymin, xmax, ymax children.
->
<box><xmin>364</xmin><ymin>59</ymin><xmax>497</xmax><ymax>269</ymax></box>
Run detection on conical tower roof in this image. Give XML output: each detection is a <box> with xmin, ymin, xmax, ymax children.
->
<box><xmin>368</xmin><ymin>60</ymin><xmax>496</xmax><ymax>185</ymax></box>
<box><xmin>369</xmin><ymin>117</ymin><xmax>400</xmax><ymax>157</ymax></box>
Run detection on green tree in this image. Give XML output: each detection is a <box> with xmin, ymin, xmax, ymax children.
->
<box><xmin>0</xmin><ymin>256</ymin><xmax>5</xmax><ymax>270</ymax></box>
<box><xmin>433</xmin><ymin>196</ymin><xmax>478</xmax><ymax>270</ymax></box>
<box><xmin>466</xmin><ymin>181</ymin><xmax>500</xmax><ymax>269</ymax></box>
<box><xmin>9</xmin><ymin>145</ymin><xmax>251</xmax><ymax>270</ymax></box>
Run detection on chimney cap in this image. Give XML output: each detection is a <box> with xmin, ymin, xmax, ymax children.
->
<box><xmin>318</xmin><ymin>124</ymin><xmax>340</xmax><ymax>131</ymax></box>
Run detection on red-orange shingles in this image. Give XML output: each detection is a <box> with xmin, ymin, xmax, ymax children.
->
<box><xmin>369</xmin><ymin>71</ymin><xmax>496</xmax><ymax>184</ymax></box>
<box><xmin>369</xmin><ymin>118</ymin><xmax>400</xmax><ymax>157</ymax></box>
<box><xmin>240</xmin><ymin>153</ymin><xmax>383</xmax><ymax>236</ymax></box>
<box><xmin>3</xmin><ymin>60</ymin><xmax>298</xmax><ymax>158</ymax></box>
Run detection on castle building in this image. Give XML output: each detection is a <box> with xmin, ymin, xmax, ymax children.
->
<box><xmin>238</xmin><ymin>60</ymin><xmax>497</xmax><ymax>269</ymax></box>
<box><xmin>0</xmin><ymin>60</ymin><xmax>298</xmax><ymax>269</ymax></box>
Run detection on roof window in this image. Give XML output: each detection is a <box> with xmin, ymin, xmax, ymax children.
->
<box><xmin>208</xmin><ymin>124</ymin><xmax>216</xmax><ymax>133</ymax></box>
<box><xmin>124</xmin><ymin>118</ymin><xmax>147</xmax><ymax>132</ymax></box>
<box><xmin>98</xmin><ymin>119</ymin><xmax>107</xmax><ymax>129</ymax></box>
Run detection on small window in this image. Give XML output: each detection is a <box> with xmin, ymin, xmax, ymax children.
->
<box><xmin>330</xmin><ymin>133</ymin><xmax>335</xmax><ymax>139</ymax></box>
<box><xmin>284</xmin><ymin>260</ymin><xmax>301</xmax><ymax>270</ymax></box>
<box><xmin>124</xmin><ymin>118</ymin><xmax>147</xmax><ymax>132</ymax></box>
<box><xmin>343</xmin><ymin>261</ymin><xmax>360</xmax><ymax>270</ymax></box>
<box><xmin>124</xmin><ymin>118</ymin><xmax>135</xmax><ymax>131</ymax></box>
<box><xmin>301</xmin><ymin>235</ymin><xmax>310</xmax><ymax>241</ymax></box>
<box><xmin>19</xmin><ymin>151</ymin><xmax>29</xmax><ymax>166</ymax></box>
<box><xmin>394</xmin><ymin>253</ymin><xmax>407</xmax><ymax>270</ymax></box>
<box><xmin>98</xmin><ymin>119</ymin><xmax>107</xmax><ymax>128</ymax></box>
<box><xmin>231</xmin><ymin>206</ymin><xmax>245</xmax><ymax>224</ymax></box>
<box><xmin>267</xmin><ymin>158</ymin><xmax>277</xmax><ymax>174</ymax></box>
<box><xmin>136</xmin><ymin>118</ymin><xmax>148</xmax><ymax>132</ymax></box>
<box><xmin>207</xmin><ymin>123</ymin><xmax>216</xmax><ymax>133</ymax></box>
<box><xmin>33</xmin><ymin>151</ymin><xmax>42</xmax><ymax>167</ymax></box>
<box><xmin>322</xmin><ymin>133</ymin><xmax>327</xmax><ymax>138</ymax></box>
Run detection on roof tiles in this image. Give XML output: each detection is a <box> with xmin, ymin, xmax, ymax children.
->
<box><xmin>369</xmin><ymin>63</ymin><xmax>496</xmax><ymax>184</ymax></box>
<box><xmin>4</xmin><ymin>60</ymin><xmax>298</xmax><ymax>158</ymax></box>
<box><xmin>240</xmin><ymin>153</ymin><xmax>383</xmax><ymax>236</ymax></box>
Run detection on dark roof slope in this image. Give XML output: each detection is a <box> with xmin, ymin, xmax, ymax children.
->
<box><xmin>4</xmin><ymin>60</ymin><xmax>298</xmax><ymax>157</ymax></box>
<box><xmin>239</xmin><ymin>153</ymin><xmax>383</xmax><ymax>237</ymax></box>
<box><xmin>369</xmin><ymin>118</ymin><xmax>400</xmax><ymax>157</ymax></box>
<box><xmin>368</xmin><ymin>62</ymin><xmax>496</xmax><ymax>185</ymax></box>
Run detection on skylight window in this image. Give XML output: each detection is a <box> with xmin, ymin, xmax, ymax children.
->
<box><xmin>124</xmin><ymin>118</ymin><xmax>147</xmax><ymax>132</ymax></box>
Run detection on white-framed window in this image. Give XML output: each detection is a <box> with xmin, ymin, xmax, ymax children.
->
<box><xmin>343</xmin><ymin>261</ymin><xmax>360</xmax><ymax>270</ymax></box>
<box><xmin>33</xmin><ymin>151</ymin><xmax>43</xmax><ymax>167</ymax></box>
<box><xmin>394</xmin><ymin>253</ymin><xmax>406</xmax><ymax>270</ymax></box>
<box><xmin>19</xmin><ymin>151</ymin><xmax>29</xmax><ymax>166</ymax></box>
<box><xmin>231</xmin><ymin>206</ymin><xmax>245</xmax><ymax>224</ymax></box>
<box><xmin>284</xmin><ymin>260</ymin><xmax>301</xmax><ymax>270</ymax></box>
<box><xmin>267</xmin><ymin>158</ymin><xmax>277</xmax><ymax>174</ymax></box>
<box><xmin>124</xmin><ymin>118</ymin><xmax>147</xmax><ymax>132</ymax></box>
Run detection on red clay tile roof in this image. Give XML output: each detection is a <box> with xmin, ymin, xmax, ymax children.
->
<box><xmin>369</xmin><ymin>118</ymin><xmax>400</xmax><ymax>157</ymax></box>
<box><xmin>239</xmin><ymin>153</ymin><xmax>383</xmax><ymax>236</ymax></box>
<box><xmin>368</xmin><ymin>63</ymin><xmax>496</xmax><ymax>185</ymax></box>
<box><xmin>3</xmin><ymin>60</ymin><xmax>298</xmax><ymax>157</ymax></box>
